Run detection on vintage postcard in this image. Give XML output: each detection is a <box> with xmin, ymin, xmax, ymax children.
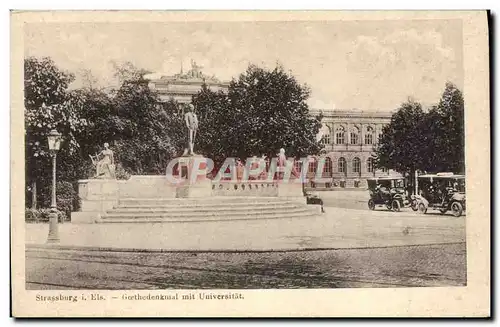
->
<box><xmin>11</xmin><ymin>10</ymin><xmax>490</xmax><ymax>317</ymax></box>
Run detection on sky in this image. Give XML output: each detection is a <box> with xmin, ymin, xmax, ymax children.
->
<box><xmin>24</xmin><ymin>19</ymin><xmax>463</xmax><ymax>111</ymax></box>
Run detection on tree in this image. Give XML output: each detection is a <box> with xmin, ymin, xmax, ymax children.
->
<box><xmin>374</xmin><ymin>99</ymin><xmax>426</xmax><ymax>183</ymax></box>
<box><xmin>111</xmin><ymin>77</ymin><xmax>182</xmax><ymax>174</ymax></box>
<box><xmin>374</xmin><ymin>83</ymin><xmax>466</xmax><ymax>188</ymax></box>
<box><xmin>424</xmin><ymin>83</ymin><xmax>465</xmax><ymax>173</ymax></box>
<box><xmin>24</xmin><ymin>57</ymin><xmax>89</xmax><ymax>208</ymax></box>
<box><xmin>193</xmin><ymin>64</ymin><xmax>322</xmax><ymax>167</ymax></box>
<box><xmin>110</xmin><ymin>60</ymin><xmax>152</xmax><ymax>84</ymax></box>
<box><xmin>191</xmin><ymin>85</ymin><xmax>233</xmax><ymax>165</ymax></box>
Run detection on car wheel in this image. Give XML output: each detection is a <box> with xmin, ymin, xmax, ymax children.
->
<box><xmin>418</xmin><ymin>202</ymin><xmax>427</xmax><ymax>214</ymax></box>
<box><xmin>450</xmin><ymin>202</ymin><xmax>463</xmax><ymax>217</ymax></box>
<box><xmin>368</xmin><ymin>199</ymin><xmax>375</xmax><ymax>210</ymax></box>
<box><xmin>392</xmin><ymin>200</ymin><xmax>401</xmax><ymax>212</ymax></box>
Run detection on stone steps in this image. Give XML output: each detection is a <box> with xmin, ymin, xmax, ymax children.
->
<box><xmin>111</xmin><ymin>203</ymin><xmax>300</xmax><ymax>212</ymax></box>
<box><xmin>117</xmin><ymin>197</ymin><xmax>289</xmax><ymax>206</ymax></box>
<box><xmin>98</xmin><ymin>211</ymin><xmax>317</xmax><ymax>223</ymax></box>
<box><xmin>96</xmin><ymin>196</ymin><xmax>319</xmax><ymax>224</ymax></box>
<box><xmin>102</xmin><ymin>207</ymin><xmax>311</xmax><ymax>218</ymax></box>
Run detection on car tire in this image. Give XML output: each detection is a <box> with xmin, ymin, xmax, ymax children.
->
<box><xmin>450</xmin><ymin>202</ymin><xmax>463</xmax><ymax>217</ymax></box>
<box><xmin>418</xmin><ymin>202</ymin><xmax>427</xmax><ymax>214</ymax></box>
<box><xmin>392</xmin><ymin>200</ymin><xmax>401</xmax><ymax>212</ymax></box>
<box><xmin>368</xmin><ymin>199</ymin><xmax>375</xmax><ymax>210</ymax></box>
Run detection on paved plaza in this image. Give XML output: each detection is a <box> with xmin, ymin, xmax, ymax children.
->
<box><xmin>25</xmin><ymin>191</ymin><xmax>466</xmax><ymax>289</ymax></box>
<box><xmin>26</xmin><ymin>192</ymin><xmax>465</xmax><ymax>251</ymax></box>
<box><xmin>26</xmin><ymin>243</ymin><xmax>466</xmax><ymax>289</ymax></box>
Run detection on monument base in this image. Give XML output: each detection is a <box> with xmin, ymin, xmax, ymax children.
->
<box><xmin>176</xmin><ymin>180</ymin><xmax>212</xmax><ymax>198</ymax></box>
<box><xmin>71</xmin><ymin>211</ymin><xmax>102</xmax><ymax>224</ymax></box>
<box><xmin>277</xmin><ymin>182</ymin><xmax>306</xmax><ymax>205</ymax></box>
<box><xmin>71</xmin><ymin>179</ymin><xmax>118</xmax><ymax>224</ymax></box>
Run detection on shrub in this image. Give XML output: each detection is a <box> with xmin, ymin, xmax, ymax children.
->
<box><xmin>25</xmin><ymin>208</ymin><xmax>66</xmax><ymax>223</ymax></box>
<box><xmin>41</xmin><ymin>180</ymin><xmax>77</xmax><ymax>221</ymax></box>
<box><xmin>115</xmin><ymin>163</ymin><xmax>131</xmax><ymax>180</ymax></box>
<box><xmin>25</xmin><ymin>208</ymin><xmax>40</xmax><ymax>223</ymax></box>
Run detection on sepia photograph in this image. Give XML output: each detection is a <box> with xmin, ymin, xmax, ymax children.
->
<box><xmin>10</xmin><ymin>10</ymin><xmax>490</xmax><ymax>317</ymax></box>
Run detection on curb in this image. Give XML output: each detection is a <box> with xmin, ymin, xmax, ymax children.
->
<box><xmin>25</xmin><ymin>242</ymin><xmax>466</xmax><ymax>254</ymax></box>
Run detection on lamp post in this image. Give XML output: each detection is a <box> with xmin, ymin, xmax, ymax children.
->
<box><xmin>46</xmin><ymin>129</ymin><xmax>62</xmax><ymax>244</ymax></box>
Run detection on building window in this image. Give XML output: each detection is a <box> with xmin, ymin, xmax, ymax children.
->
<box><xmin>350</xmin><ymin>126</ymin><xmax>359</xmax><ymax>145</ymax></box>
<box><xmin>353</xmin><ymin>157</ymin><xmax>361</xmax><ymax>174</ymax></box>
<box><xmin>336</xmin><ymin>126</ymin><xmax>345</xmax><ymax>144</ymax></box>
<box><xmin>365</xmin><ymin>126</ymin><xmax>374</xmax><ymax>145</ymax></box>
<box><xmin>319</xmin><ymin>124</ymin><xmax>331</xmax><ymax>145</ymax></box>
<box><xmin>321</xmin><ymin>134</ymin><xmax>331</xmax><ymax>145</ymax></box>
<box><xmin>367</xmin><ymin>158</ymin><xmax>375</xmax><ymax>173</ymax></box>
<box><xmin>338</xmin><ymin>157</ymin><xmax>346</xmax><ymax>174</ymax></box>
<box><xmin>324</xmin><ymin>157</ymin><xmax>332</xmax><ymax>175</ymax></box>
<box><xmin>294</xmin><ymin>160</ymin><xmax>302</xmax><ymax>173</ymax></box>
<box><xmin>308</xmin><ymin>159</ymin><xmax>317</xmax><ymax>173</ymax></box>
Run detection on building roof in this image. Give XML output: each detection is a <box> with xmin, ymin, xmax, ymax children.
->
<box><xmin>310</xmin><ymin>108</ymin><xmax>394</xmax><ymax>119</ymax></box>
<box><xmin>145</xmin><ymin>60</ymin><xmax>230</xmax><ymax>87</ymax></box>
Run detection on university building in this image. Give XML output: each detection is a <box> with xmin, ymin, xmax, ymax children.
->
<box><xmin>304</xmin><ymin>109</ymin><xmax>401</xmax><ymax>189</ymax></box>
<box><xmin>147</xmin><ymin>63</ymin><xmax>400</xmax><ymax>189</ymax></box>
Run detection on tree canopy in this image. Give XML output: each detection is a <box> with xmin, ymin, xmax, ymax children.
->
<box><xmin>193</xmin><ymin>64</ymin><xmax>322</xmax><ymax>165</ymax></box>
<box><xmin>374</xmin><ymin>82</ymin><xmax>465</xmax><ymax>177</ymax></box>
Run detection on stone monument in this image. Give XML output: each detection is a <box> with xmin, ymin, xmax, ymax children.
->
<box><xmin>90</xmin><ymin>143</ymin><xmax>116</xmax><ymax>179</ymax></box>
<box><xmin>73</xmin><ymin>143</ymin><xmax>119</xmax><ymax>223</ymax></box>
<box><xmin>183</xmin><ymin>104</ymin><xmax>199</xmax><ymax>156</ymax></box>
<box><xmin>176</xmin><ymin>103</ymin><xmax>211</xmax><ymax>198</ymax></box>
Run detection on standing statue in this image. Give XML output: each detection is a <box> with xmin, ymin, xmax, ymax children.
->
<box><xmin>90</xmin><ymin>143</ymin><xmax>116</xmax><ymax>179</ymax></box>
<box><xmin>277</xmin><ymin>148</ymin><xmax>287</xmax><ymax>180</ymax></box>
<box><xmin>184</xmin><ymin>103</ymin><xmax>199</xmax><ymax>156</ymax></box>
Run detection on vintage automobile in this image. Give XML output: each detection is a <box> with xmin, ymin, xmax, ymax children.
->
<box><xmin>414</xmin><ymin>173</ymin><xmax>466</xmax><ymax>217</ymax></box>
<box><xmin>367</xmin><ymin>177</ymin><xmax>410</xmax><ymax>212</ymax></box>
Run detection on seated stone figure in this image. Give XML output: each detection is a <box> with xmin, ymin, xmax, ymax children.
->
<box><xmin>92</xmin><ymin>143</ymin><xmax>116</xmax><ymax>179</ymax></box>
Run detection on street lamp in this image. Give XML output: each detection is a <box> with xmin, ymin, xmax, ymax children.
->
<box><xmin>46</xmin><ymin>129</ymin><xmax>62</xmax><ymax>243</ymax></box>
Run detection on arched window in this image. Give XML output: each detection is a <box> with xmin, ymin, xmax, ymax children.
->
<box><xmin>319</xmin><ymin>124</ymin><xmax>331</xmax><ymax>145</ymax></box>
<box><xmin>365</xmin><ymin>126</ymin><xmax>374</xmax><ymax>145</ymax></box>
<box><xmin>353</xmin><ymin>157</ymin><xmax>361</xmax><ymax>174</ymax></box>
<box><xmin>350</xmin><ymin>126</ymin><xmax>360</xmax><ymax>145</ymax></box>
<box><xmin>367</xmin><ymin>157</ymin><xmax>375</xmax><ymax>173</ymax></box>
<box><xmin>335</xmin><ymin>126</ymin><xmax>345</xmax><ymax>144</ymax></box>
<box><xmin>324</xmin><ymin>157</ymin><xmax>332</xmax><ymax>175</ymax></box>
<box><xmin>294</xmin><ymin>160</ymin><xmax>302</xmax><ymax>173</ymax></box>
<box><xmin>308</xmin><ymin>159</ymin><xmax>317</xmax><ymax>173</ymax></box>
<box><xmin>338</xmin><ymin>157</ymin><xmax>346</xmax><ymax>174</ymax></box>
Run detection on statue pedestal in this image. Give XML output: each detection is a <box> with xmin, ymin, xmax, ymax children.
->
<box><xmin>175</xmin><ymin>155</ymin><xmax>212</xmax><ymax>198</ymax></box>
<box><xmin>72</xmin><ymin>179</ymin><xmax>119</xmax><ymax>223</ymax></box>
<box><xmin>276</xmin><ymin>181</ymin><xmax>307</xmax><ymax>205</ymax></box>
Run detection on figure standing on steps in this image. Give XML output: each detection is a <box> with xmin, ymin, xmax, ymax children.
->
<box><xmin>184</xmin><ymin>103</ymin><xmax>199</xmax><ymax>156</ymax></box>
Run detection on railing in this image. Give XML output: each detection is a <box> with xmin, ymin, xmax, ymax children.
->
<box><xmin>211</xmin><ymin>181</ymin><xmax>280</xmax><ymax>197</ymax></box>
